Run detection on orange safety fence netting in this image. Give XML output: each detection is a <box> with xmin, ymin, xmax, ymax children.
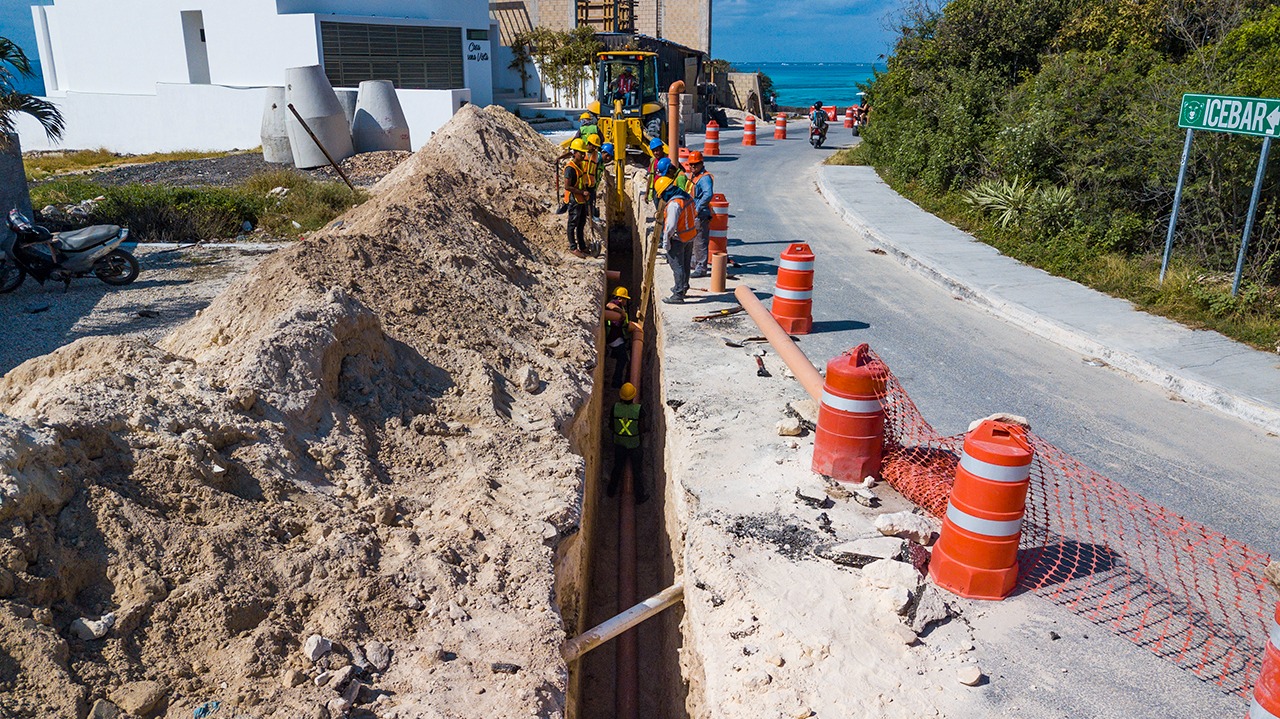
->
<box><xmin>868</xmin><ymin>348</ymin><xmax>1273</xmax><ymax>699</ymax></box>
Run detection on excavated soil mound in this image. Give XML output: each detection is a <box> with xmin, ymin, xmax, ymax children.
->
<box><xmin>0</xmin><ymin>105</ymin><xmax>601</xmax><ymax>719</ymax></box>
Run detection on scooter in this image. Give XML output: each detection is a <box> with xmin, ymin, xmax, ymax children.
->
<box><xmin>2</xmin><ymin>209</ymin><xmax>139</xmax><ymax>293</ymax></box>
<box><xmin>810</xmin><ymin>121</ymin><xmax>827</xmax><ymax>149</ymax></box>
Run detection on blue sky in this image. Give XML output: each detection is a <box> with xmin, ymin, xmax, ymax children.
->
<box><xmin>0</xmin><ymin>0</ymin><xmax>903</xmax><ymax>95</ymax></box>
<box><xmin>712</xmin><ymin>0</ymin><xmax>902</xmax><ymax>63</ymax></box>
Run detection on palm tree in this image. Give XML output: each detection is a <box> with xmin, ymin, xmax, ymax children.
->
<box><xmin>0</xmin><ymin>37</ymin><xmax>64</xmax><ymax>148</ymax></box>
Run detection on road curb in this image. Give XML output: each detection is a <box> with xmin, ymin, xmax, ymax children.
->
<box><xmin>817</xmin><ymin>166</ymin><xmax>1280</xmax><ymax>435</ymax></box>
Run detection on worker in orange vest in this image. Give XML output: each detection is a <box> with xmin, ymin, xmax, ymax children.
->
<box><xmin>654</xmin><ymin>175</ymin><xmax>699</xmax><ymax>304</ymax></box>
<box><xmin>562</xmin><ymin>138</ymin><xmax>592</xmax><ymax>258</ymax></box>
<box><xmin>686</xmin><ymin>151</ymin><xmax>715</xmax><ymax>278</ymax></box>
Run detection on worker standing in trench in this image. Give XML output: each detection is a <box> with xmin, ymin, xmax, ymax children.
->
<box><xmin>563</xmin><ymin>138</ymin><xmax>592</xmax><ymax>258</ymax></box>
<box><xmin>608</xmin><ymin>382</ymin><xmax>648</xmax><ymax>504</ymax></box>
<box><xmin>603</xmin><ymin>286</ymin><xmax>636</xmax><ymax>387</ymax></box>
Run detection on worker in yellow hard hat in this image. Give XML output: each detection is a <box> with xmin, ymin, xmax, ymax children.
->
<box><xmin>603</xmin><ymin>285</ymin><xmax>636</xmax><ymax>387</ymax></box>
<box><xmin>562</xmin><ymin>138</ymin><xmax>592</xmax><ymax>258</ymax></box>
<box><xmin>654</xmin><ymin>175</ymin><xmax>698</xmax><ymax>304</ymax></box>
<box><xmin>578</xmin><ymin>111</ymin><xmax>599</xmax><ymax>141</ymax></box>
<box><xmin>608</xmin><ymin>381</ymin><xmax>647</xmax><ymax>503</ymax></box>
<box><xmin>584</xmin><ymin>133</ymin><xmax>603</xmax><ymax>219</ymax></box>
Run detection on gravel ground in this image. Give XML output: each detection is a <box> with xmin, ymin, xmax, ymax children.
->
<box><xmin>35</xmin><ymin>150</ymin><xmax>409</xmax><ymax>190</ymax></box>
<box><xmin>0</xmin><ymin>243</ymin><xmax>279</xmax><ymax>375</ymax></box>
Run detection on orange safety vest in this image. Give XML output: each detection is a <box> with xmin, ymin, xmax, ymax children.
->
<box><xmin>667</xmin><ymin>195</ymin><xmax>699</xmax><ymax>243</ymax></box>
<box><xmin>583</xmin><ymin>150</ymin><xmax>599</xmax><ymax>189</ymax></box>
<box><xmin>563</xmin><ymin>160</ymin><xmax>590</xmax><ymax>204</ymax></box>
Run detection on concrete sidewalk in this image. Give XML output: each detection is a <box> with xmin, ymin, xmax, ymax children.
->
<box><xmin>818</xmin><ymin>165</ymin><xmax>1280</xmax><ymax>434</ymax></box>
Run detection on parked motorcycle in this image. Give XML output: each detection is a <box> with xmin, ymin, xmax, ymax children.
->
<box><xmin>3</xmin><ymin>209</ymin><xmax>139</xmax><ymax>293</ymax></box>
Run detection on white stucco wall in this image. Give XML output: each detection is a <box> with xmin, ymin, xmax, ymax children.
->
<box><xmin>15</xmin><ymin>85</ymin><xmax>470</xmax><ymax>154</ymax></box>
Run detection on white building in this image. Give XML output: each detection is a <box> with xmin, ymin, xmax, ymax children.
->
<box><xmin>17</xmin><ymin>0</ymin><xmax>496</xmax><ymax>153</ymax></box>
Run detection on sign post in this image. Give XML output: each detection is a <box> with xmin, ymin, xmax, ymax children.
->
<box><xmin>1162</xmin><ymin>93</ymin><xmax>1280</xmax><ymax>295</ymax></box>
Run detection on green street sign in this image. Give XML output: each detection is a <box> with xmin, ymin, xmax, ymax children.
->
<box><xmin>1179</xmin><ymin>93</ymin><xmax>1280</xmax><ymax>137</ymax></box>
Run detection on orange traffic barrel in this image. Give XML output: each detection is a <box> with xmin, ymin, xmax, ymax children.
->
<box><xmin>704</xmin><ymin>119</ymin><xmax>720</xmax><ymax>156</ymax></box>
<box><xmin>678</xmin><ymin>147</ymin><xmax>691</xmax><ymax>171</ymax></box>
<box><xmin>823</xmin><ymin>105</ymin><xmax>837</xmax><ymax>122</ymax></box>
<box><xmin>743</xmin><ymin>115</ymin><xmax>757</xmax><ymax>146</ymax></box>
<box><xmin>1252</xmin><ymin>604</ymin><xmax>1280</xmax><ymax>719</ymax></box>
<box><xmin>929</xmin><ymin>420</ymin><xmax>1034</xmax><ymax>600</ymax></box>
<box><xmin>709</xmin><ymin>193</ymin><xmax>729</xmax><ymax>259</ymax></box>
<box><xmin>812</xmin><ymin>344</ymin><xmax>885</xmax><ymax>481</ymax></box>
<box><xmin>774</xmin><ymin>113</ymin><xmax>787</xmax><ymax>140</ymax></box>
<box><xmin>844</xmin><ymin>106</ymin><xmax>854</xmax><ymax>128</ymax></box>
<box><xmin>770</xmin><ymin>242</ymin><xmax>814</xmax><ymax>334</ymax></box>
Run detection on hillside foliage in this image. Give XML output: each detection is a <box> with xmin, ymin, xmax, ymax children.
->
<box><xmin>861</xmin><ymin>0</ymin><xmax>1280</xmax><ymax>348</ymax></box>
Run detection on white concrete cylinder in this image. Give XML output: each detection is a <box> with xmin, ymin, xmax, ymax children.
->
<box><xmin>335</xmin><ymin>89</ymin><xmax>358</xmax><ymax>130</ymax></box>
<box><xmin>352</xmin><ymin>80</ymin><xmax>412</xmax><ymax>153</ymax></box>
<box><xmin>284</xmin><ymin>65</ymin><xmax>354</xmax><ymax>169</ymax></box>
<box><xmin>260</xmin><ymin>87</ymin><xmax>292</xmax><ymax>164</ymax></box>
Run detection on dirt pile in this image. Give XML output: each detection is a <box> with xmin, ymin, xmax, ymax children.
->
<box><xmin>0</xmin><ymin>105</ymin><xmax>602</xmax><ymax>719</ymax></box>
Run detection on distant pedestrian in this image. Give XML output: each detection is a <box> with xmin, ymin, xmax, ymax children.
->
<box><xmin>686</xmin><ymin>151</ymin><xmax>714</xmax><ymax>278</ymax></box>
<box><xmin>562</xmin><ymin>138</ymin><xmax>592</xmax><ymax>257</ymax></box>
<box><xmin>655</xmin><ymin>176</ymin><xmax>699</xmax><ymax>304</ymax></box>
<box><xmin>770</xmin><ymin>93</ymin><xmax>777</xmax><ymax>112</ymax></box>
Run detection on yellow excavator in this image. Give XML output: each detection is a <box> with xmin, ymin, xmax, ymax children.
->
<box><xmin>590</xmin><ymin>50</ymin><xmax>666</xmax><ymax>152</ymax></box>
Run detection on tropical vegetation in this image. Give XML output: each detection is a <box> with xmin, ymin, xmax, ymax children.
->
<box><xmin>0</xmin><ymin>37</ymin><xmax>63</xmax><ymax>147</ymax></box>
<box><xmin>858</xmin><ymin>0</ymin><xmax>1280</xmax><ymax>349</ymax></box>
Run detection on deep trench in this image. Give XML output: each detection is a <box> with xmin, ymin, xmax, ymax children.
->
<box><xmin>571</xmin><ymin>209</ymin><xmax>690</xmax><ymax>719</ymax></box>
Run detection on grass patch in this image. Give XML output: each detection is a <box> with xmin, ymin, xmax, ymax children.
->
<box><xmin>878</xmin><ymin>168</ymin><xmax>1280</xmax><ymax>353</ymax></box>
<box><xmin>30</xmin><ymin>172</ymin><xmax>365</xmax><ymax>243</ymax></box>
<box><xmin>24</xmin><ymin>148</ymin><xmax>247</xmax><ymax>181</ymax></box>
<box><xmin>825</xmin><ymin>143</ymin><xmax>872</xmax><ymax>166</ymax></box>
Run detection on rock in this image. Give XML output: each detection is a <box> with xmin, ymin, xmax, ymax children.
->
<box><xmin>350</xmin><ymin>645</ymin><xmax>370</xmax><ymax>672</ymax></box>
<box><xmin>819</xmin><ymin>536</ymin><xmax>906</xmax><ymax>569</ymax></box>
<box><xmin>882</xmin><ymin>585</ymin><xmax>914</xmax><ymax>615</ymax></box>
<box><xmin>888</xmin><ymin>623</ymin><xmax>918</xmax><ymax>645</ymax></box>
<box><xmin>71</xmin><ymin>613</ymin><xmax>116</xmax><ymax>640</ymax></box>
<box><xmin>874</xmin><ymin>511</ymin><xmax>940</xmax><ymax>545</ymax></box>
<box><xmin>517</xmin><ymin>365</ymin><xmax>541</xmax><ymax>393</ymax></box>
<box><xmin>330</xmin><ymin>664</ymin><xmax>358</xmax><ymax>692</ymax></box>
<box><xmin>539</xmin><ymin>337</ymin><xmax>559</xmax><ymax>349</ymax></box>
<box><xmin>765</xmin><ymin>655</ymin><xmax>784</xmax><ymax>667</ymax></box>
<box><xmin>268</xmin><ymin>186</ymin><xmax>290</xmax><ymax>198</ymax></box>
<box><xmin>909</xmin><ymin>586</ymin><xmax>953</xmax><ymax>634</ymax></box>
<box><xmin>744</xmin><ymin>670</ymin><xmax>772</xmax><ymax>688</ymax></box>
<box><xmin>0</xmin><ymin>568</ymin><xmax>13</xmax><ymax>597</ymax></box>
<box><xmin>110</xmin><ymin>680</ymin><xmax>165</xmax><ymax>717</ymax></box>
<box><xmin>326</xmin><ymin>695</ymin><xmax>353</xmax><ymax>716</ymax></box>
<box><xmin>283</xmin><ymin>669</ymin><xmax>307</xmax><ymax>687</ymax></box>
<box><xmin>1048</xmin><ymin>630</ymin><xmax>1061</xmax><ymax>641</ymax></box>
<box><xmin>313</xmin><ymin>670</ymin><xmax>333</xmax><ymax>687</ymax></box>
<box><xmin>33</xmin><ymin>607</ymin><xmax>52</xmax><ymax>625</ymax></box>
<box><xmin>365</xmin><ymin>641</ymin><xmax>391</xmax><ymax>672</ymax></box>
<box><xmin>775</xmin><ymin>417</ymin><xmax>803</xmax><ymax>436</ymax></box>
<box><xmin>786</xmin><ymin>399</ymin><xmax>819</xmax><ymax>429</ymax></box>
<box><xmin>342</xmin><ymin>678</ymin><xmax>362</xmax><ymax>705</ymax></box>
<box><xmin>89</xmin><ymin>699</ymin><xmax>122</xmax><ymax>719</ymax></box>
<box><xmin>302</xmin><ymin>634</ymin><xmax>332</xmax><ymax>662</ymax></box>
<box><xmin>402</xmin><ymin>594</ymin><xmax>424</xmax><ymax>610</ymax></box>
<box><xmin>958</xmin><ymin>665</ymin><xmax>985</xmax><ymax>686</ymax></box>
<box><xmin>852</xmin><ymin>488</ymin><xmax>879</xmax><ymax>507</ymax></box>
<box><xmin>0</xmin><ymin>543</ymin><xmax>27</xmax><ymax>573</ymax></box>
<box><xmin>861</xmin><ymin>558</ymin><xmax>922</xmax><ymax>592</ymax></box>
<box><xmin>370</xmin><ymin>501</ymin><xmax>396</xmax><ymax>527</ymax></box>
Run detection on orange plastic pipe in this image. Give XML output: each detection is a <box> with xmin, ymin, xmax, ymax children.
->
<box><xmin>628</xmin><ymin>324</ymin><xmax>643</xmax><ymax>393</ymax></box>
<box><xmin>607</xmin><ymin>270</ymin><xmax>621</xmax><ymax>282</ymax></box>
<box><xmin>667</xmin><ymin>81</ymin><xmax>685</xmax><ymax>168</ymax></box>
<box><xmin>733</xmin><ymin>285</ymin><xmax>823</xmax><ymax>401</ymax></box>
<box><xmin>616</xmin><ymin>454</ymin><xmax>638</xmax><ymax>719</ymax></box>
<box><xmin>710</xmin><ymin>252</ymin><xmax>727</xmax><ymax>293</ymax></box>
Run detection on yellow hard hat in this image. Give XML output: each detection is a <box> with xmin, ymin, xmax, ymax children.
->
<box><xmin>570</xmin><ymin>138</ymin><xmax>589</xmax><ymax>153</ymax></box>
<box><xmin>580</xmin><ymin>112</ymin><xmax>593</xmax><ymax>121</ymax></box>
<box><xmin>612</xmin><ymin>286</ymin><xmax>631</xmax><ymax>300</ymax></box>
<box><xmin>653</xmin><ymin>176</ymin><xmax>675</xmax><ymax>197</ymax></box>
<box><xmin>620</xmin><ymin>382</ymin><xmax>637</xmax><ymax>401</ymax></box>
<box><xmin>587</xmin><ymin>133</ymin><xmax>602</xmax><ymax>148</ymax></box>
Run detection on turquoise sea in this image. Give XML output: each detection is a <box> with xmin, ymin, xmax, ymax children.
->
<box><xmin>737</xmin><ymin>62</ymin><xmax>883</xmax><ymax>109</ymax></box>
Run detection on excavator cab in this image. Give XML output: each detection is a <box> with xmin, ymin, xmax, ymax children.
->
<box><xmin>589</xmin><ymin>51</ymin><xmax>665</xmax><ymax>154</ymax></box>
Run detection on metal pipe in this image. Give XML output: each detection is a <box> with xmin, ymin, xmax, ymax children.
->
<box><xmin>562</xmin><ymin>582</ymin><xmax>684</xmax><ymax>662</ymax></box>
<box><xmin>1160</xmin><ymin>128</ymin><xmax>1194</xmax><ymax>284</ymax></box>
<box><xmin>1232</xmin><ymin>136</ymin><xmax>1272</xmax><ymax>297</ymax></box>
<box><xmin>733</xmin><ymin>285</ymin><xmax>823</xmax><ymax>401</ymax></box>
<box><xmin>667</xmin><ymin>81</ymin><xmax>685</xmax><ymax>169</ymax></box>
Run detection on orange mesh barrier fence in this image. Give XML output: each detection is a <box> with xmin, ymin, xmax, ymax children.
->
<box><xmin>869</xmin><ymin>349</ymin><xmax>1272</xmax><ymax>699</ymax></box>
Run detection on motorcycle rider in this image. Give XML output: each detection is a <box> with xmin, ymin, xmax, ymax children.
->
<box><xmin>809</xmin><ymin>101</ymin><xmax>829</xmax><ymax>145</ymax></box>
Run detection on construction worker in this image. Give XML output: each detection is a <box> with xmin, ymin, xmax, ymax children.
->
<box><xmin>608</xmin><ymin>382</ymin><xmax>648</xmax><ymax>503</ymax></box>
<box><xmin>563</xmin><ymin>138</ymin><xmax>592</xmax><ymax>258</ymax></box>
<box><xmin>645</xmin><ymin>137</ymin><xmax>666</xmax><ymax>202</ymax></box>
<box><xmin>686</xmin><ymin>151</ymin><xmax>715</xmax><ymax>278</ymax></box>
<box><xmin>654</xmin><ymin>175</ymin><xmax>699</xmax><ymax>304</ymax></box>
<box><xmin>584</xmin><ymin>133</ymin><xmax>603</xmax><ymax>218</ymax></box>
<box><xmin>603</xmin><ymin>285</ymin><xmax>635</xmax><ymax>387</ymax></box>
<box><xmin>578</xmin><ymin>111</ymin><xmax>600</xmax><ymax>140</ymax></box>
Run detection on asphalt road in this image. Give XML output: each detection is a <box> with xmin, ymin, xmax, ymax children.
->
<box><xmin>695</xmin><ymin>125</ymin><xmax>1276</xmax><ymax>717</ymax></box>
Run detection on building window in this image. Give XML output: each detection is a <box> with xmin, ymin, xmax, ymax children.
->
<box><xmin>321</xmin><ymin>22</ymin><xmax>463</xmax><ymax>90</ymax></box>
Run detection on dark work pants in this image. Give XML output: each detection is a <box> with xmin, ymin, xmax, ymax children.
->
<box><xmin>567</xmin><ymin>203</ymin><xmax>587</xmax><ymax>252</ymax></box>
<box><xmin>608</xmin><ymin>341</ymin><xmax>630</xmax><ymax>387</ymax></box>
<box><xmin>667</xmin><ymin>239</ymin><xmax>693</xmax><ymax>297</ymax></box>
<box><xmin>691</xmin><ymin>215</ymin><xmax>711</xmax><ymax>274</ymax></box>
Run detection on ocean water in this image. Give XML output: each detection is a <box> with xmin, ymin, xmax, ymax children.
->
<box><xmin>736</xmin><ymin>62</ymin><xmax>882</xmax><ymax>109</ymax></box>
